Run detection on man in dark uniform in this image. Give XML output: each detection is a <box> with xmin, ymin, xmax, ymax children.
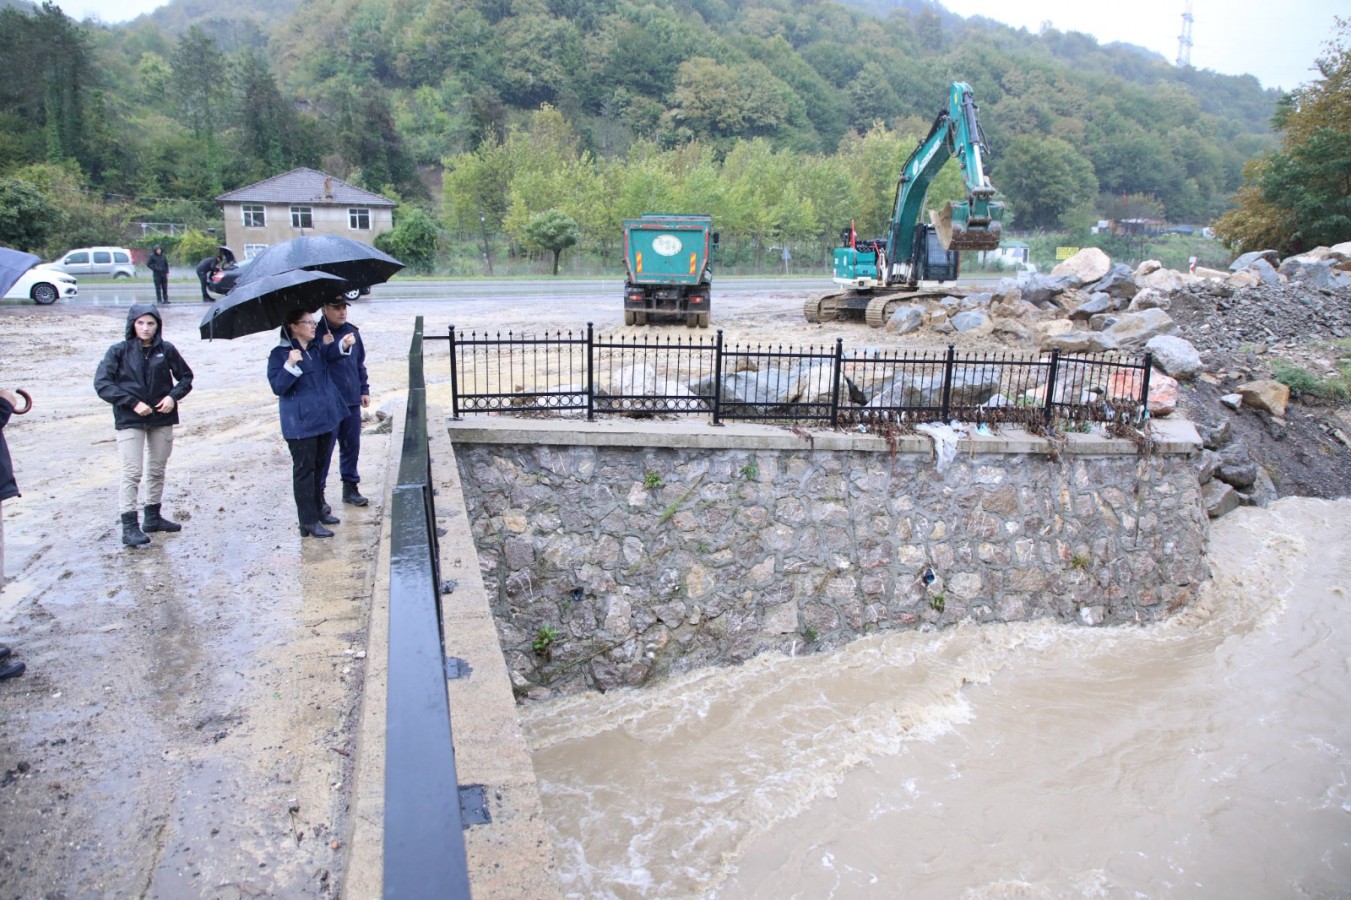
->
<box><xmin>195</xmin><ymin>253</ymin><xmax>220</xmax><ymax>302</ymax></box>
<box><xmin>316</xmin><ymin>298</ymin><xmax>370</xmax><ymax>508</ymax></box>
<box><xmin>147</xmin><ymin>245</ymin><xmax>170</xmax><ymax>304</ymax></box>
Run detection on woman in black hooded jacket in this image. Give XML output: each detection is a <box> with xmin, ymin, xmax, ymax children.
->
<box><xmin>94</xmin><ymin>304</ymin><xmax>194</xmax><ymax>546</ymax></box>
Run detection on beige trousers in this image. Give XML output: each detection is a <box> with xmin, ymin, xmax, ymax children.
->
<box><xmin>116</xmin><ymin>426</ymin><xmax>174</xmax><ymax>514</ymax></box>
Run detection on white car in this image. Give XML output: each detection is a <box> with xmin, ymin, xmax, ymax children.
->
<box><xmin>4</xmin><ymin>265</ymin><xmax>78</xmax><ymax>305</ymax></box>
<box><xmin>51</xmin><ymin>246</ymin><xmax>135</xmax><ymax>279</ymax></box>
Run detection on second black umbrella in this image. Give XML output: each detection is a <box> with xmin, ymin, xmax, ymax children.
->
<box><xmin>199</xmin><ymin>269</ymin><xmax>350</xmax><ymax>340</ymax></box>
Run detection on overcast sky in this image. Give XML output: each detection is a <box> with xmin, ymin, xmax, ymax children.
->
<box><xmin>941</xmin><ymin>0</ymin><xmax>1342</xmax><ymax>91</ymax></box>
<box><xmin>55</xmin><ymin>0</ymin><xmax>1342</xmax><ymax>93</ymax></box>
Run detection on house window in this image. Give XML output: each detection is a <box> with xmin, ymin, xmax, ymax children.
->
<box><xmin>244</xmin><ymin>244</ymin><xmax>268</xmax><ymax>259</ymax></box>
<box><xmin>243</xmin><ymin>205</ymin><xmax>265</xmax><ymax>228</ymax></box>
<box><xmin>349</xmin><ymin>208</ymin><xmax>370</xmax><ymax>230</ymax></box>
<box><xmin>290</xmin><ymin>206</ymin><xmax>313</xmax><ymax>229</ymax></box>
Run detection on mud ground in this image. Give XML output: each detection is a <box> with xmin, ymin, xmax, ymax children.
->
<box><xmin>1</xmin><ymin>283</ymin><xmax>1346</xmax><ymax>897</ymax></box>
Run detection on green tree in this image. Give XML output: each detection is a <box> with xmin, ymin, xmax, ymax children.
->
<box><xmin>1217</xmin><ymin>19</ymin><xmax>1351</xmax><ymax>253</ymax></box>
<box><xmin>375</xmin><ymin>206</ymin><xmax>440</xmax><ymax>273</ymax></box>
<box><xmin>520</xmin><ymin>209</ymin><xmax>580</xmax><ymax>275</ymax></box>
<box><xmin>0</xmin><ymin>177</ymin><xmax>65</xmax><ymax>252</ymax></box>
<box><xmin>171</xmin><ymin>27</ymin><xmax>226</xmax><ymax>141</ymax></box>
<box><xmin>996</xmin><ymin>135</ymin><xmax>1099</xmax><ymax>230</ymax></box>
<box><xmin>174</xmin><ymin>229</ymin><xmax>220</xmax><ymax>267</ymax></box>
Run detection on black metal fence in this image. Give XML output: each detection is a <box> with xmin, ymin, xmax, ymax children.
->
<box><xmin>436</xmin><ymin>323</ymin><xmax>1153</xmax><ymax>429</ymax></box>
<box><xmin>384</xmin><ymin>317</ymin><xmax>472</xmax><ymax>898</ymax></box>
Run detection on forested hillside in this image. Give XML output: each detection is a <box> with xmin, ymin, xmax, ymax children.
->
<box><xmin>0</xmin><ymin>0</ymin><xmax>1285</xmax><ymax>268</ymax></box>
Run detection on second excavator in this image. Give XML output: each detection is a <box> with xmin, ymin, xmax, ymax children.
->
<box><xmin>804</xmin><ymin>81</ymin><xmax>1004</xmax><ymax>327</ymax></box>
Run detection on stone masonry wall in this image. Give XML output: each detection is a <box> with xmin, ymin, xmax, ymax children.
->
<box><xmin>451</xmin><ymin>423</ymin><xmax>1209</xmax><ymax>698</ymax></box>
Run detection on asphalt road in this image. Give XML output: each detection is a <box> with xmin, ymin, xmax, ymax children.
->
<box><xmin>31</xmin><ymin>276</ymin><xmax>838</xmax><ymax>308</ymax></box>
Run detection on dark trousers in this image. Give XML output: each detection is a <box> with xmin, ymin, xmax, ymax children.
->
<box><xmin>286</xmin><ymin>431</ymin><xmax>334</xmax><ymax>525</ymax></box>
<box><xmin>153</xmin><ymin>272</ymin><xmax>168</xmax><ymax>303</ymax></box>
<box><xmin>320</xmin><ymin>405</ymin><xmax>362</xmax><ymax>490</ymax></box>
<box><xmin>199</xmin><ymin>273</ymin><xmax>213</xmax><ymax>301</ymax></box>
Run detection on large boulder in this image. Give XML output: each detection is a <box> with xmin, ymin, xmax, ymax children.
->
<box><xmin>1202</xmin><ymin>480</ymin><xmax>1242</xmax><ymax>518</ymax></box>
<box><xmin>1102</xmin><ymin>308</ymin><xmax>1180</xmax><ymax>348</ymax></box>
<box><xmin>1235</xmin><ymin>379</ymin><xmax>1290</xmax><ymax>416</ymax></box>
<box><xmin>1278</xmin><ymin>256</ymin><xmax>1351</xmax><ymax>289</ymax></box>
<box><xmin>1135</xmin><ymin>266</ymin><xmax>1188</xmax><ymax>293</ymax></box>
<box><xmin>1052</xmin><ymin>247</ymin><xmax>1112</xmax><ymax>283</ymax></box>
<box><xmin>1229</xmin><ymin>250</ymin><xmax>1280</xmax><ymax>271</ymax></box>
<box><xmin>1041</xmin><ymin>331</ymin><xmax>1121</xmax><ymax>353</ymax></box>
<box><xmin>1017</xmin><ymin>273</ymin><xmax>1080</xmax><ymax>307</ymax></box>
<box><xmin>884</xmin><ymin>305</ymin><xmax>925</xmax><ymax>334</ymax></box>
<box><xmin>1067</xmin><ymin>292</ymin><xmax>1113</xmax><ymax>321</ymax></box>
<box><xmin>1126</xmin><ymin>287</ymin><xmax>1171</xmax><ymax>311</ymax></box>
<box><xmin>867</xmin><ymin>365</ymin><xmax>1002</xmax><ymax>409</ymax></box>
<box><xmin>950</xmin><ymin>309</ymin><xmax>994</xmax><ymax>335</ymax></box>
<box><xmin>1104</xmin><ymin>368</ymin><xmax>1179</xmax><ymax>417</ymax></box>
<box><xmin>1085</xmin><ymin>264</ymin><xmax>1138</xmax><ymax>302</ymax></box>
<box><xmin>1246</xmin><ymin>257</ymin><xmax>1286</xmax><ymax>285</ymax></box>
<box><xmin>1145</xmin><ymin>334</ymin><xmax>1202</xmax><ymax>379</ymax></box>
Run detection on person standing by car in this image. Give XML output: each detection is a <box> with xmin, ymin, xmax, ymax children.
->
<box><xmin>0</xmin><ymin>387</ymin><xmax>28</xmax><ymax>679</ymax></box>
<box><xmin>316</xmin><ymin>298</ymin><xmax>370</xmax><ymax>509</ymax></box>
<box><xmin>147</xmin><ymin>245</ymin><xmax>170</xmax><ymax>304</ymax></box>
<box><xmin>195</xmin><ymin>252</ymin><xmax>221</xmax><ymax>302</ymax></box>
<box><xmin>94</xmin><ymin>304</ymin><xmax>194</xmax><ymax>547</ymax></box>
<box><xmin>268</xmin><ymin>308</ymin><xmax>354</xmax><ymax>538</ymax></box>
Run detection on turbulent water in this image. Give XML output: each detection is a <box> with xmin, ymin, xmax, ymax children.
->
<box><xmin>522</xmin><ymin>498</ymin><xmax>1351</xmax><ymax>898</ymax></box>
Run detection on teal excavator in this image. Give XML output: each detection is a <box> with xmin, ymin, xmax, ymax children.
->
<box><xmin>804</xmin><ymin>81</ymin><xmax>1004</xmax><ymax>327</ymax></box>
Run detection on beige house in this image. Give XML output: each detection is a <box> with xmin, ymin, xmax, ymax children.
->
<box><xmin>216</xmin><ymin>168</ymin><xmax>396</xmax><ymax>259</ymax></box>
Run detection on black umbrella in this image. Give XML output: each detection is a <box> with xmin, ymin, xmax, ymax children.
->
<box><xmin>0</xmin><ymin>246</ymin><xmax>41</xmax><ymax>298</ymax></box>
<box><xmin>199</xmin><ymin>269</ymin><xmax>350</xmax><ymax>340</ymax></box>
<box><xmin>232</xmin><ymin>235</ymin><xmax>403</xmax><ymax>291</ymax></box>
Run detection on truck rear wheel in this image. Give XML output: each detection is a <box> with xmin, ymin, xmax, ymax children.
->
<box><xmin>624</xmin><ymin>310</ymin><xmax>635</xmax><ymax>326</ymax></box>
<box><xmin>685</xmin><ymin>313</ymin><xmax>698</xmax><ymax>328</ymax></box>
<box><xmin>697</xmin><ymin>312</ymin><xmax>709</xmax><ymax>328</ymax></box>
<box><xmin>634</xmin><ymin>311</ymin><xmax>647</xmax><ymax>326</ymax></box>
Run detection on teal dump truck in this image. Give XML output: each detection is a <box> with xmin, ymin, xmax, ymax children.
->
<box><xmin>622</xmin><ymin>214</ymin><xmax>717</xmax><ymax>327</ymax></box>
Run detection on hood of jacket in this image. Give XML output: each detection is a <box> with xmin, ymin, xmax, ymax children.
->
<box><xmin>125</xmin><ymin>303</ymin><xmax>164</xmax><ymax>344</ymax></box>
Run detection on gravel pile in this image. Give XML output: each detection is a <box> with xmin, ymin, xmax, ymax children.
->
<box><xmin>1168</xmin><ymin>281</ymin><xmax>1351</xmax><ymax>355</ymax></box>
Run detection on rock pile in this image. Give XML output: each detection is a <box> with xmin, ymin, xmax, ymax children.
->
<box><xmin>879</xmin><ymin>241</ymin><xmax>1351</xmax><ymax>517</ymax></box>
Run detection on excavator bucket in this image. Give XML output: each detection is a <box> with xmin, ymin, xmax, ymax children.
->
<box><xmin>933</xmin><ymin>201</ymin><xmax>1003</xmax><ymax>252</ymax></box>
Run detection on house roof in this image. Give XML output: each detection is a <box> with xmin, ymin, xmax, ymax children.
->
<box><xmin>215</xmin><ymin>168</ymin><xmax>396</xmax><ymax>207</ymax></box>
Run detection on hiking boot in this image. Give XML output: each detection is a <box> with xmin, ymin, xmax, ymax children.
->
<box><xmin>121</xmin><ymin>511</ymin><xmax>151</xmax><ymax>547</ymax></box>
<box><xmin>342</xmin><ymin>482</ymin><xmax>369</xmax><ymax>507</ymax></box>
<box><xmin>0</xmin><ymin>660</ymin><xmax>25</xmax><ymax>680</ymax></box>
<box><xmin>142</xmin><ymin>503</ymin><xmax>182</xmax><ymax>533</ymax></box>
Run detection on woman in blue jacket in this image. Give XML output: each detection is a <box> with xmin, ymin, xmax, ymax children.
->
<box><xmin>267</xmin><ymin>307</ymin><xmax>353</xmax><ymax>538</ymax></box>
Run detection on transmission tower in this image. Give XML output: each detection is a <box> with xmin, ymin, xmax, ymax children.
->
<box><xmin>1176</xmin><ymin>1</ymin><xmax>1194</xmax><ymax>68</ymax></box>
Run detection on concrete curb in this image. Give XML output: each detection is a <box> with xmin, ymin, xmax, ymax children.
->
<box><xmin>447</xmin><ymin>416</ymin><xmax>1202</xmax><ymax>456</ymax></box>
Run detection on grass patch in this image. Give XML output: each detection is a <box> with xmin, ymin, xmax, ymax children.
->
<box><xmin>1272</xmin><ymin>360</ymin><xmax>1351</xmax><ymax>400</ymax></box>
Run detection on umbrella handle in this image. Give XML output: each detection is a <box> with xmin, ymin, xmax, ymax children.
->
<box><xmin>11</xmin><ymin>388</ymin><xmax>32</xmax><ymax>415</ymax></box>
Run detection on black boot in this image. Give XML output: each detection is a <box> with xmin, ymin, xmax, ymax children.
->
<box><xmin>0</xmin><ymin>660</ymin><xmax>23</xmax><ymax>680</ymax></box>
<box><xmin>143</xmin><ymin>503</ymin><xmax>182</xmax><ymax>533</ymax></box>
<box><xmin>300</xmin><ymin>522</ymin><xmax>334</xmax><ymax>538</ymax></box>
<box><xmin>121</xmin><ymin>511</ymin><xmax>151</xmax><ymax>547</ymax></box>
<box><xmin>320</xmin><ymin>498</ymin><xmax>332</xmax><ymax>517</ymax></box>
<box><xmin>342</xmin><ymin>482</ymin><xmax>369</xmax><ymax>507</ymax></box>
